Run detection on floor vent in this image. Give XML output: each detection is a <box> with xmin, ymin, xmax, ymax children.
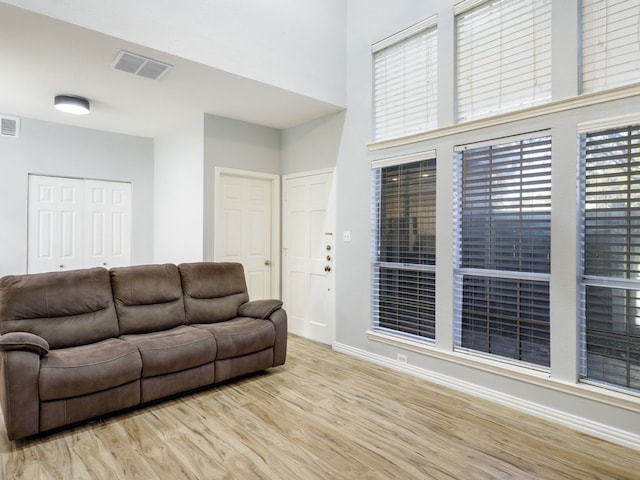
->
<box><xmin>111</xmin><ymin>50</ymin><xmax>172</xmax><ymax>80</ymax></box>
<box><xmin>0</xmin><ymin>115</ymin><xmax>19</xmax><ymax>138</ymax></box>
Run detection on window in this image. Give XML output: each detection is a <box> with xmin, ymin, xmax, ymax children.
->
<box><xmin>373</xmin><ymin>17</ymin><xmax>438</xmax><ymax>142</ymax></box>
<box><xmin>454</xmin><ymin>134</ymin><xmax>552</xmax><ymax>367</ymax></box>
<box><xmin>371</xmin><ymin>153</ymin><xmax>437</xmax><ymax>341</ymax></box>
<box><xmin>455</xmin><ymin>0</ymin><xmax>552</xmax><ymax>122</ymax></box>
<box><xmin>581</xmin><ymin>0</ymin><xmax>640</xmax><ymax>94</ymax></box>
<box><xmin>579</xmin><ymin>124</ymin><xmax>640</xmax><ymax>392</ymax></box>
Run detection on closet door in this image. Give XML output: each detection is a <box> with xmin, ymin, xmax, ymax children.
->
<box><xmin>84</xmin><ymin>180</ymin><xmax>131</xmax><ymax>269</ymax></box>
<box><xmin>28</xmin><ymin>175</ymin><xmax>84</xmax><ymax>273</ymax></box>
<box><xmin>27</xmin><ymin>175</ymin><xmax>132</xmax><ymax>273</ymax></box>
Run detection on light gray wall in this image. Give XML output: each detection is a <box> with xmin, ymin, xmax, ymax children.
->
<box><xmin>153</xmin><ymin>116</ymin><xmax>204</xmax><ymax>264</ymax></box>
<box><xmin>203</xmin><ymin>114</ymin><xmax>281</xmax><ymax>261</ymax></box>
<box><xmin>0</xmin><ymin>117</ymin><xmax>154</xmax><ymax>277</ymax></box>
<box><xmin>281</xmin><ymin>111</ymin><xmax>345</xmax><ymax>175</ymax></box>
<box><xmin>332</xmin><ymin>0</ymin><xmax>640</xmax><ymax>442</ymax></box>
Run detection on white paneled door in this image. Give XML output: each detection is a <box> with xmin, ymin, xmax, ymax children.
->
<box><xmin>28</xmin><ymin>176</ymin><xmax>84</xmax><ymax>273</ymax></box>
<box><xmin>216</xmin><ymin>171</ymin><xmax>276</xmax><ymax>300</ymax></box>
<box><xmin>83</xmin><ymin>179</ymin><xmax>131</xmax><ymax>269</ymax></box>
<box><xmin>28</xmin><ymin>175</ymin><xmax>131</xmax><ymax>273</ymax></box>
<box><xmin>283</xmin><ymin>169</ymin><xmax>335</xmax><ymax>345</ymax></box>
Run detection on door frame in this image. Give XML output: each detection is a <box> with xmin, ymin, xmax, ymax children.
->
<box><xmin>213</xmin><ymin>167</ymin><xmax>281</xmax><ymax>299</ymax></box>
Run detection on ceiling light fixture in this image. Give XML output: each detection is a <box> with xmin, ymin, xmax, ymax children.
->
<box><xmin>54</xmin><ymin>95</ymin><xmax>90</xmax><ymax>115</ymax></box>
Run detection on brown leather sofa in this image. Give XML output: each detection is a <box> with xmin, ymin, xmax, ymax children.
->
<box><xmin>0</xmin><ymin>262</ymin><xmax>287</xmax><ymax>441</ymax></box>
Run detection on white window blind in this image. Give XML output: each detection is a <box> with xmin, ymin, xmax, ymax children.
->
<box><xmin>373</xmin><ymin>18</ymin><xmax>438</xmax><ymax>142</ymax></box>
<box><xmin>455</xmin><ymin>0</ymin><xmax>552</xmax><ymax>122</ymax></box>
<box><xmin>579</xmin><ymin>124</ymin><xmax>640</xmax><ymax>392</ymax></box>
<box><xmin>581</xmin><ymin>0</ymin><xmax>640</xmax><ymax>94</ymax></box>
<box><xmin>453</xmin><ymin>134</ymin><xmax>552</xmax><ymax>367</ymax></box>
<box><xmin>371</xmin><ymin>154</ymin><xmax>437</xmax><ymax>341</ymax></box>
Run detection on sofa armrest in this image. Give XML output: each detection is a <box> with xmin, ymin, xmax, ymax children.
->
<box><xmin>0</xmin><ymin>332</ymin><xmax>49</xmax><ymax>356</ymax></box>
<box><xmin>0</xmin><ymin>347</ymin><xmax>42</xmax><ymax>440</ymax></box>
<box><xmin>238</xmin><ymin>299</ymin><xmax>283</xmax><ymax>319</ymax></box>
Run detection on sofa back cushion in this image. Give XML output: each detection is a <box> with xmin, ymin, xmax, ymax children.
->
<box><xmin>0</xmin><ymin>267</ymin><xmax>119</xmax><ymax>349</ymax></box>
<box><xmin>111</xmin><ymin>263</ymin><xmax>186</xmax><ymax>334</ymax></box>
<box><xmin>178</xmin><ymin>262</ymin><xmax>249</xmax><ymax>324</ymax></box>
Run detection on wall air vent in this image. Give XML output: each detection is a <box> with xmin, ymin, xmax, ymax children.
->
<box><xmin>111</xmin><ymin>50</ymin><xmax>172</xmax><ymax>80</ymax></box>
<box><xmin>0</xmin><ymin>115</ymin><xmax>19</xmax><ymax>138</ymax></box>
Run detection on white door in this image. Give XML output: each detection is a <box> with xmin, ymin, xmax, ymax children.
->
<box><xmin>28</xmin><ymin>175</ymin><xmax>132</xmax><ymax>273</ymax></box>
<box><xmin>28</xmin><ymin>175</ymin><xmax>85</xmax><ymax>273</ymax></box>
<box><xmin>216</xmin><ymin>171</ymin><xmax>275</xmax><ymax>300</ymax></box>
<box><xmin>84</xmin><ymin>180</ymin><xmax>131</xmax><ymax>269</ymax></box>
<box><xmin>283</xmin><ymin>169</ymin><xmax>335</xmax><ymax>345</ymax></box>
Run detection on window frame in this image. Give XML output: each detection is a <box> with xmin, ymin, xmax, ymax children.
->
<box><xmin>371</xmin><ymin>151</ymin><xmax>438</xmax><ymax>343</ymax></box>
<box><xmin>578</xmin><ymin>119</ymin><xmax>640</xmax><ymax>394</ymax></box>
<box><xmin>453</xmin><ymin>132</ymin><xmax>553</xmax><ymax>369</ymax></box>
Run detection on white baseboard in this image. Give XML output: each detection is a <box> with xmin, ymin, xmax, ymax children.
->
<box><xmin>333</xmin><ymin>341</ymin><xmax>640</xmax><ymax>451</ymax></box>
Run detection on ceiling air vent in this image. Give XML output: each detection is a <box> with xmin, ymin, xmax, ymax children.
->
<box><xmin>111</xmin><ymin>50</ymin><xmax>172</xmax><ymax>80</ymax></box>
<box><xmin>0</xmin><ymin>115</ymin><xmax>19</xmax><ymax>138</ymax></box>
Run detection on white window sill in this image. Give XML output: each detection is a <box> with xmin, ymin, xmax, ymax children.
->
<box><xmin>368</xmin><ymin>82</ymin><xmax>640</xmax><ymax>151</ymax></box>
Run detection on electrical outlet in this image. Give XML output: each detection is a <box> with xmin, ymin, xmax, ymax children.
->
<box><xmin>397</xmin><ymin>353</ymin><xmax>408</xmax><ymax>364</ymax></box>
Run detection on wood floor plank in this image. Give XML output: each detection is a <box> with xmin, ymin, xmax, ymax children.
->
<box><xmin>1</xmin><ymin>334</ymin><xmax>639</xmax><ymax>479</ymax></box>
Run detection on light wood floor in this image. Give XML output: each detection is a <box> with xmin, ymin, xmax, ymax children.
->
<box><xmin>1</xmin><ymin>335</ymin><xmax>639</xmax><ymax>479</ymax></box>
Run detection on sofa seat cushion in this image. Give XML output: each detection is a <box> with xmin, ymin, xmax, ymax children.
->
<box><xmin>121</xmin><ymin>326</ymin><xmax>217</xmax><ymax>378</ymax></box>
<box><xmin>39</xmin><ymin>338</ymin><xmax>142</xmax><ymax>401</ymax></box>
<box><xmin>194</xmin><ymin>317</ymin><xmax>275</xmax><ymax>360</ymax></box>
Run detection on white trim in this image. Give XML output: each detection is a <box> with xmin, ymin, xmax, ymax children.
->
<box><xmin>457</xmin><ymin>267</ymin><xmax>550</xmax><ymax>283</ymax></box>
<box><xmin>365</xmin><ymin>329</ymin><xmax>640</xmax><ymax>414</ymax></box>
<box><xmin>582</xmin><ymin>275</ymin><xmax>640</xmax><ymax>290</ymax></box>
<box><xmin>369</xmin><ymin>83</ymin><xmax>640</xmax><ymax>151</ymax></box>
<box><xmin>377</xmin><ymin>262</ymin><xmax>436</xmax><ymax>273</ymax></box>
<box><xmin>454</xmin><ymin>0</ymin><xmax>489</xmax><ymax>16</ymax></box>
<box><xmin>371</xmin><ymin>150</ymin><xmax>437</xmax><ymax>169</ymax></box>
<box><xmin>372</xmin><ymin>15</ymin><xmax>437</xmax><ymax>53</ymax></box>
<box><xmin>367</xmin><ymin>330</ymin><xmax>553</xmax><ymax>384</ymax></box>
<box><xmin>453</xmin><ymin>130</ymin><xmax>551</xmax><ymax>151</ymax></box>
<box><xmin>213</xmin><ymin>167</ymin><xmax>281</xmax><ymax>299</ymax></box>
<box><xmin>366</xmin><ymin>330</ymin><xmax>640</xmax><ymax>411</ymax></box>
<box><xmin>282</xmin><ymin>166</ymin><xmax>334</xmax><ymax>181</ymax></box>
<box><xmin>333</xmin><ymin>337</ymin><xmax>640</xmax><ymax>451</ymax></box>
<box><xmin>577</xmin><ymin>113</ymin><xmax>640</xmax><ymax>134</ymax></box>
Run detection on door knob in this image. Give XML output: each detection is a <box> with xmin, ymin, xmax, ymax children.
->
<box><xmin>264</xmin><ymin>260</ymin><xmax>271</xmax><ymax>266</ymax></box>
<box><xmin>324</xmin><ymin>265</ymin><xmax>331</xmax><ymax>272</ymax></box>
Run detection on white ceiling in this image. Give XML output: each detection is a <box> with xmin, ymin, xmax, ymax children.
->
<box><xmin>0</xmin><ymin>3</ymin><xmax>343</xmax><ymax>138</ymax></box>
